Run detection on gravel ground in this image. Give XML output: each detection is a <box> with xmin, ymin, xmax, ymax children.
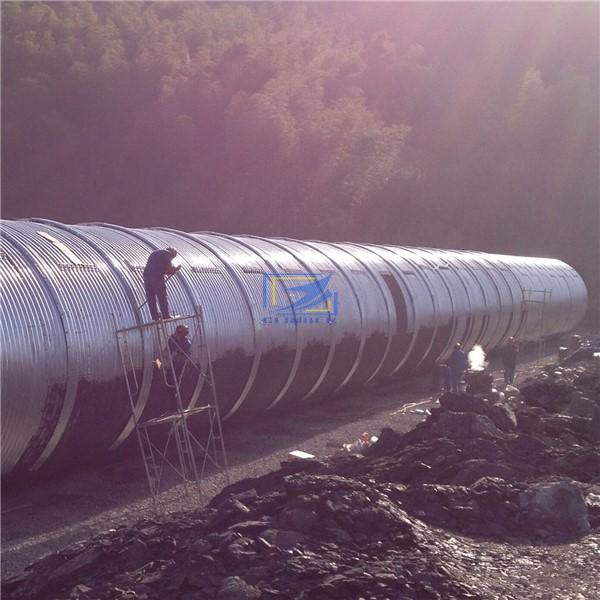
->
<box><xmin>2</xmin><ymin>350</ymin><xmax>599</xmax><ymax>600</ymax></box>
<box><xmin>428</xmin><ymin>527</ymin><xmax>600</xmax><ymax>599</ymax></box>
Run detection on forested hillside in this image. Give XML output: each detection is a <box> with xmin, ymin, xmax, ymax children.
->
<box><xmin>2</xmin><ymin>2</ymin><xmax>598</xmax><ymax>319</ymax></box>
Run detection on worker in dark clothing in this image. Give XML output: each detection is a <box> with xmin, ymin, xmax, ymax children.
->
<box><xmin>166</xmin><ymin>325</ymin><xmax>192</xmax><ymax>392</ymax></box>
<box><xmin>447</xmin><ymin>343</ymin><xmax>468</xmax><ymax>393</ymax></box>
<box><xmin>168</xmin><ymin>324</ymin><xmax>192</xmax><ymax>360</ymax></box>
<box><xmin>502</xmin><ymin>337</ymin><xmax>519</xmax><ymax>385</ymax></box>
<box><xmin>143</xmin><ymin>247</ymin><xmax>179</xmax><ymax>320</ymax></box>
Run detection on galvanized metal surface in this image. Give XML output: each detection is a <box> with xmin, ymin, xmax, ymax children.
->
<box><xmin>0</xmin><ymin>220</ymin><xmax>588</xmax><ymax>477</ymax></box>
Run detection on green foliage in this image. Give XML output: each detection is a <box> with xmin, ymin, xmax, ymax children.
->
<box><xmin>1</xmin><ymin>2</ymin><xmax>598</xmax><ymax>317</ymax></box>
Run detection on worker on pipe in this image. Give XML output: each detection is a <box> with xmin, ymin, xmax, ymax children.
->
<box><xmin>143</xmin><ymin>247</ymin><xmax>180</xmax><ymax>320</ymax></box>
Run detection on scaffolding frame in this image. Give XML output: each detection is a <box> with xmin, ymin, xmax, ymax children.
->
<box><xmin>521</xmin><ymin>288</ymin><xmax>552</xmax><ymax>359</ymax></box>
<box><xmin>114</xmin><ymin>310</ymin><xmax>229</xmax><ymax>513</ymax></box>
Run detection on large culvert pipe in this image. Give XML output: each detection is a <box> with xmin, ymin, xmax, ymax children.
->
<box><xmin>0</xmin><ymin>219</ymin><xmax>587</xmax><ymax>476</ymax></box>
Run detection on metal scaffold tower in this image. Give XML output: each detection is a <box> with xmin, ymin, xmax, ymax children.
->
<box><xmin>521</xmin><ymin>288</ymin><xmax>552</xmax><ymax>359</ymax></box>
<box><xmin>114</xmin><ymin>310</ymin><xmax>229</xmax><ymax>513</ymax></box>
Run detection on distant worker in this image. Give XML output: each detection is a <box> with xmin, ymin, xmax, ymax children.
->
<box><xmin>502</xmin><ymin>336</ymin><xmax>519</xmax><ymax>385</ymax></box>
<box><xmin>143</xmin><ymin>247</ymin><xmax>180</xmax><ymax>321</ymax></box>
<box><xmin>447</xmin><ymin>343</ymin><xmax>468</xmax><ymax>394</ymax></box>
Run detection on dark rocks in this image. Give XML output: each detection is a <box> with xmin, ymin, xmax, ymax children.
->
<box><xmin>7</xmin><ymin>469</ymin><xmax>487</xmax><ymax>600</ymax></box>
<box><xmin>119</xmin><ymin>538</ymin><xmax>149</xmax><ymax>570</ymax></box>
<box><xmin>566</xmin><ymin>395</ymin><xmax>600</xmax><ymax>420</ymax></box>
<box><xmin>452</xmin><ymin>460</ymin><xmax>519</xmax><ymax>486</ymax></box>
<box><xmin>432</xmin><ymin>411</ymin><xmax>503</xmax><ymax>439</ymax></box>
<box><xmin>438</xmin><ymin>394</ymin><xmax>517</xmax><ymax>433</ymax></box>
<box><xmin>438</xmin><ymin>393</ymin><xmax>491</xmax><ymax>415</ymax></box>
<box><xmin>261</xmin><ymin>528</ymin><xmax>307</xmax><ymax>549</ymax></box>
<box><xmin>520</xmin><ymin>378</ymin><xmax>574</xmax><ymax>412</ymax></box>
<box><xmin>68</xmin><ymin>584</ymin><xmax>94</xmax><ymax>599</ymax></box>
<box><xmin>488</xmin><ymin>404</ymin><xmax>517</xmax><ymax>432</ymax></box>
<box><xmin>541</xmin><ymin>414</ymin><xmax>594</xmax><ymax>439</ymax></box>
<box><xmin>393</xmin><ymin>481</ymin><xmax>524</xmax><ymax>538</ymax></box>
<box><xmin>281</xmin><ymin>506</ymin><xmax>319</xmax><ymax>533</ymax></box>
<box><xmin>363</xmin><ymin>427</ymin><xmax>402</xmax><ymax>457</ymax></box>
<box><xmin>503</xmin><ymin>434</ymin><xmax>549</xmax><ymax>460</ymax></box>
<box><xmin>515</xmin><ymin>407</ymin><xmax>547</xmax><ymax>434</ymax></box>
<box><xmin>555</xmin><ymin>448</ymin><xmax>600</xmax><ymax>482</ymax></box>
<box><xmin>462</xmin><ymin>437</ymin><xmax>506</xmax><ymax>462</ymax></box>
<box><xmin>350</xmin><ymin>360</ymin><xmax>600</xmax><ymax>540</ymax></box>
<box><xmin>216</xmin><ymin>576</ymin><xmax>261</xmax><ymax>600</ymax></box>
<box><xmin>48</xmin><ymin>547</ymin><xmax>105</xmax><ymax>584</ymax></box>
<box><xmin>518</xmin><ymin>481</ymin><xmax>590</xmax><ymax>539</ymax></box>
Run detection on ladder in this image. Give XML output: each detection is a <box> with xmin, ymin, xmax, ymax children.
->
<box><xmin>114</xmin><ymin>310</ymin><xmax>229</xmax><ymax>513</ymax></box>
<box><xmin>521</xmin><ymin>289</ymin><xmax>552</xmax><ymax>360</ymax></box>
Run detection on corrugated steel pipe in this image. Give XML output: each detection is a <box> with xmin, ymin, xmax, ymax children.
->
<box><xmin>0</xmin><ymin>219</ymin><xmax>588</xmax><ymax>477</ymax></box>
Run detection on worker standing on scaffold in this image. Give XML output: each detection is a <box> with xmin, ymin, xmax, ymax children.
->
<box><xmin>166</xmin><ymin>324</ymin><xmax>192</xmax><ymax>403</ymax></box>
<box><xmin>169</xmin><ymin>325</ymin><xmax>192</xmax><ymax>360</ymax></box>
<box><xmin>143</xmin><ymin>247</ymin><xmax>180</xmax><ymax>321</ymax></box>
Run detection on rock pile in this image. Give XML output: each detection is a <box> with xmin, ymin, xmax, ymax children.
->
<box><xmin>3</xmin><ymin>465</ymin><xmax>483</xmax><ymax>600</ymax></box>
<box><xmin>338</xmin><ymin>361</ymin><xmax>599</xmax><ymax>539</ymax></box>
<box><xmin>4</xmin><ymin>360</ymin><xmax>599</xmax><ymax>600</ymax></box>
